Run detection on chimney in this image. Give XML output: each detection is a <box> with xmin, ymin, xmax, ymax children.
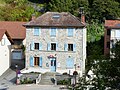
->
<box><xmin>80</xmin><ymin>7</ymin><xmax>85</xmax><ymax>24</ymax></box>
<box><xmin>81</xmin><ymin>14</ymin><xmax>85</xmax><ymax>24</ymax></box>
<box><xmin>31</xmin><ymin>14</ymin><xmax>36</xmax><ymax>21</ymax></box>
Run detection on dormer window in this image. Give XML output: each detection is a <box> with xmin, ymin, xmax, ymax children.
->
<box><xmin>52</xmin><ymin>14</ymin><xmax>60</xmax><ymax>19</ymax></box>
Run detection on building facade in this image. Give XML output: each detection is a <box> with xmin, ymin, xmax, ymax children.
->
<box><xmin>0</xmin><ymin>29</ymin><xmax>13</xmax><ymax>76</ymax></box>
<box><xmin>24</xmin><ymin>12</ymin><xmax>86</xmax><ymax>76</ymax></box>
<box><xmin>104</xmin><ymin>20</ymin><xmax>120</xmax><ymax>56</ymax></box>
<box><xmin>0</xmin><ymin>21</ymin><xmax>26</xmax><ymax>60</ymax></box>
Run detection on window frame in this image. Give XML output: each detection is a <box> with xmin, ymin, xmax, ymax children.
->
<box><xmin>1</xmin><ymin>38</ymin><xmax>5</xmax><ymax>46</ymax></box>
<box><xmin>67</xmin><ymin>28</ymin><xmax>74</xmax><ymax>37</ymax></box>
<box><xmin>68</xmin><ymin>44</ymin><xmax>73</xmax><ymax>51</ymax></box>
<box><xmin>50</xmin><ymin>28</ymin><xmax>56</xmax><ymax>37</ymax></box>
<box><xmin>33</xmin><ymin>27</ymin><xmax>40</xmax><ymax>36</ymax></box>
<box><xmin>51</xmin><ymin>43</ymin><xmax>56</xmax><ymax>51</ymax></box>
<box><xmin>34</xmin><ymin>43</ymin><xmax>39</xmax><ymax>50</ymax></box>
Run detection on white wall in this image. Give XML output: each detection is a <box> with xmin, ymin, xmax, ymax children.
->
<box><xmin>111</xmin><ymin>29</ymin><xmax>120</xmax><ymax>40</ymax></box>
<box><xmin>82</xmin><ymin>27</ymin><xmax>87</xmax><ymax>75</ymax></box>
<box><xmin>0</xmin><ymin>34</ymin><xmax>11</xmax><ymax>76</ymax></box>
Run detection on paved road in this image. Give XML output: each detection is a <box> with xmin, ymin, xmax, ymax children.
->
<box><xmin>0</xmin><ymin>59</ymin><xmax>25</xmax><ymax>88</ymax></box>
<box><xmin>0</xmin><ymin>68</ymin><xmax>16</xmax><ymax>86</ymax></box>
<box><xmin>8</xmin><ymin>84</ymin><xmax>68</xmax><ymax>90</ymax></box>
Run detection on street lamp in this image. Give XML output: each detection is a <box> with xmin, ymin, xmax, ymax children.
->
<box><xmin>15</xmin><ymin>64</ymin><xmax>18</xmax><ymax>85</ymax></box>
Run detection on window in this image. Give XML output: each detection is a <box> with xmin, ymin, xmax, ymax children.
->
<box><xmin>68</xmin><ymin>44</ymin><xmax>73</xmax><ymax>51</ymax></box>
<box><xmin>34</xmin><ymin>43</ymin><xmax>39</xmax><ymax>50</ymax></box>
<box><xmin>64</xmin><ymin>43</ymin><xmax>76</xmax><ymax>51</ymax></box>
<box><xmin>1</xmin><ymin>38</ymin><xmax>5</xmax><ymax>46</ymax></box>
<box><xmin>50</xmin><ymin>28</ymin><xmax>56</xmax><ymax>37</ymax></box>
<box><xmin>51</xmin><ymin>43</ymin><xmax>56</xmax><ymax>50</ymax></box>
<box><xmin>68</xmin><ymin>28</ymin><xmax>74</xmax><ymax>37</ymax></box>
<box><xmin>47</xmin><ymin>42</ymin><xmax>58</xmax><ymax>51</ymax></box>
<box><xmin>52</xmin><ymin>14</ymin><xmax>60</xmax><ymax>19</ymax></box>
<box><xmin>30</xmin><ymin>42</ymin><xmax>42</xmax><ymax>50</ymax></box>
<box><xmin>34</xmin><ymin>57</ymin><xmax>39</xmax><ymax>66</ymax></box>
<box><xmin>115</xmin><ymin>30</ymin><xmax>120</xmax><ymax>38</ymax></box>
<box><xmin>34</xmin><ymin>57</ymin><xmax>42</xmax><ymax>67</ymax></box>
<box><xmin>34</xmin><ymin>28</ymin><xmax>40</xmax><ymax>36</ymax></box>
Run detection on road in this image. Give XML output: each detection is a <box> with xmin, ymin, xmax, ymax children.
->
<box><xmin>8</xmin><ymin>84</ymin><xmax>68</xmax><ymax>90</ymax></box>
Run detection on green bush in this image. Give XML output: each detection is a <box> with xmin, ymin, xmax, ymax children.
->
<box><xmin>57</xmin><ymin>79</ymin><xmax>71</xmax><ymax>85</ymax></box>
<box><xmin>20</xmin><ymin>77</ymin><xmax>35</xmax><ymax>84</ymax></box>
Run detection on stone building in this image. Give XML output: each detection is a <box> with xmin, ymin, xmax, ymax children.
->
<box><xmin>24</xmin><ymin>12</ymin><xmax>86</xmax><ymax>76</ymax></box>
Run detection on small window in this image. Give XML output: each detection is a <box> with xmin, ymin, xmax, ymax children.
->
<box><xmin>52</xmin><ymin>14</ymin><xmax>60</xmax><ymax>19</ymax></box>
<box><xmin>1</xmin><ymin>38</ymin><xmax>5</xmax><ymax>46</ymax></box>
<box><xmin>50</xmin><ymin>28</ymin><xmax>56</xmax><ymax>37</ymax></box>
<box><xmin>107</xmin><ymin>42</ymin><xmax>110</xmax><ymax>49</ymax></box>
<box><xmin>68</xmin><ymin>44</ymin><xmax>73</xmax><ymax>51</ymax></box>
<box><xmin>34</xmin><ymin>28</ymin><xmax>40</xmax><ymax>36</ymax></box>
<box><xmin>107</xmin><ymin>29</ymin><xmax>110</xmax><ymax>35</ymax></box>
<box><xmin>35</xmin><ymin>43</ymin><xmax>39</xmax><ymax>50</ymax></box>
<box><xmin>68</xmin><ymin>28</ymin><xmax>74</xmax><ymax>37</ymax></box>
<box><xmin>51</xmin><ymin>43</ymin><xmax>56</xmax><ymax>50</ymax></box>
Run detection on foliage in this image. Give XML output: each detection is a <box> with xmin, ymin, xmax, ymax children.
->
<box><xmin>47</xmin><ymin>0</ymin><xmax>88</xmax><ymax>16</ymax></box>
<box><xmin>86</xmin><ymin>0</ymin><xmax>120</xmax><ymax>23</ymax></box>
<box><xmin>0</xmin><ymin>0</ymin><xmax>120</xmax><ymax>22</ymax></box>
<box><xmin>87</xmin><ymin>21</ymin><xmax>104</xmax><ymax>42</ymax></box>
<box><xmin>84</xmin><ymin>41</ymin><xmax>120</xmax><ymax>89</ymax></box>
<box><xmin>20</xmin><ymin>77</ymin><xmax>35</xmax><ymax>84</ymax></box>
<box><xmin>48</xmin><ymin>0</ymin><xmax>120</xmax><ymax>23</ymax></box>
<box><xmin>57</xmin><ymin>79</ymin><xmax>71</xmax><ymax>85</ymax></box>
<box><xmin>0</xmin><ymin>0</ymin><xmax>41</xmax><ymax>21</ymax></box>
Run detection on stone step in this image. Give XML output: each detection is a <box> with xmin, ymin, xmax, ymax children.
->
<box><xmin>38</xmin><ymin>72</ymin><xmax>58</xmax><ymax>85</ymax></box>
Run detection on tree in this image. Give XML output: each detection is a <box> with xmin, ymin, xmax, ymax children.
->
<box><xmin>87</xmin><ymin>21</ymin><xmax>104</xmax><ymax>42</ymax></box>
<box><xmin>85</xmin><ymin>41</ymin><xmax>120</xmax><ymax>89</ymax></box>
<box><xmin>86</xmin><ymin>0</ymin><xmax>120</xmax><ymax>23</ymax></box>
<box><xmin>47</xmin><ymin>0</ymin><xmax>88</xmax><ymax>16</ymax></box>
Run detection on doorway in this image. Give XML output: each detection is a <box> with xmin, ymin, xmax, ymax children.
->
<box><xmin>34</xmin><ymin>57</ymin><xmax>39</xmax><ymax>66</ymax></box>
<box><xmin>50</xmin><ymin>58</ymin><xmax>56</xmax><ymax>72</ymax></box>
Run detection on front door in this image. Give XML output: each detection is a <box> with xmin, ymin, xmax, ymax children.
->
<box><xmin>34</xmin><ymin>57</ymin><xmax>39</xmax><ymax>66</ymax></box>
<box><xmin>50</xmin><ymin>58</ymin><xmax>56</xmax><ymax>72</ymax></box>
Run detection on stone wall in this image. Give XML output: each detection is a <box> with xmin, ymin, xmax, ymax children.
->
<box><xmin>25</xmin><ymin>27</ymin><xmax>85</xmax><ymax>75</ymax></box>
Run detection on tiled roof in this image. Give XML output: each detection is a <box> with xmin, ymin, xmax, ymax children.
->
<box><xmin>0</xmin><ymin>29</ymin><xmax>13</xmax><ymax>44</ymax></box>
<box><xmin>105</xmin><ymin>20</ymin><xmax>120</xmax><ymax>29</ymax></box>
<box><xmin>24</xmin><ymin>12</ymin><xmax>85</xmax><ymax>27</ymax></box>
<box><xmin>0</xmin><ymin>21</ymin><xmax>26</xmax><ymax>39</ymax></box>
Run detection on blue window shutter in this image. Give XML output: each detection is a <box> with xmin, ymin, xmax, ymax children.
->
<box><xmin>68</xmin><ymin>28</ymin><xmax>73</xmax><ymax>36</ymax></box>
<box><xmin>30</xmin><ymin>56</ymin><xmax>34</xmax><ymax>67</ymax></box>
<box><xmin>47</xmin><ymin>43</ymin><xmax>51</xmax><ymax>51</ymax></box>
<box><xmin>51</xmin><ymin>28</ymin><xmax>56</xmax><ymax>36</ymax></box>
<box><xmin>34</xmin><ymin>28</ymin><xmax>40</xmax><ymax>36</ymax></box>
<box><xmin>39</xmin><ymin>42</ymin><xmax>42</xmax><ymax>50</ymax></box>
<box><xmin>73</xmin><ymin>43</ymin><xmax>76</xmax><ymax>51</ymax></box>
<box><xmin>39</xmin><ymin>28</ymin><xmax>41</xmax><ymax>35</ymax></box>
<box><xmin>64</xmin><ymin>43</ymin><xmax>68</xmax><ymax>51</ymax></box>
<box><xmin>31</xmin><ymin>41</ymin><xmax>34</xmax><ymax>50</ymax></box>
<box><xmin>39</xmin><ymin>57</ymin><xmax>42</xmax><ymax>67</ymax></box>
<box><xmin>56</xmin><ymin>42</ymin><xmax>58</xmax><ymax>51</ymax></box>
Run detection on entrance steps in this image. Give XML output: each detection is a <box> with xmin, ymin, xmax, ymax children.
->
<box><xmin>39</xmin><ymin>72</ymin><xmax>58</xmax><ymax>85</ymax></box>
